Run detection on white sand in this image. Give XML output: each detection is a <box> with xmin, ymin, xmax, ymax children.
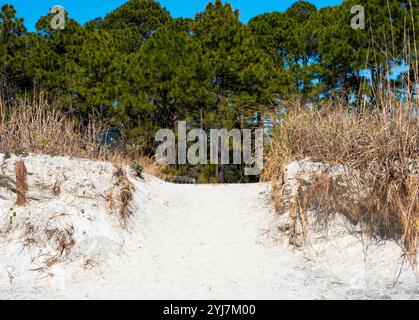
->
<box><xmin>0</xmin><ymin>154</ymin><xmax>417</xmax><ymax>300</ymax></box>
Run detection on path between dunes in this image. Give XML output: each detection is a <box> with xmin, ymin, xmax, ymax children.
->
<box><xmin>0</xmin><ymin>155</ymin><xmax>417</xmax><ymax>299</ymax></box>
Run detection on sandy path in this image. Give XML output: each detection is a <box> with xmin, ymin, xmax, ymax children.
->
<box><xmin>37</xmin><ymin>178</ymin><xmax>417</xmax><ymax>300</ymax></box>
<box><xmin>0</xmin><ymin>158</ymin><xmax>417</xmax><ymax>299</ymax></box>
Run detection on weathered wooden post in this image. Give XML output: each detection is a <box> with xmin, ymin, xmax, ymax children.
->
<box><xmin>15</xmin><ymin>160</ymin><xmax>27</xmax><ymax>206</ymax></box>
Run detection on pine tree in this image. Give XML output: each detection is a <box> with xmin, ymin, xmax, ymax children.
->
<box><xmin>0</xmin><ymin>4</ymin><xmax>27</xmax><ymax>98</ymax></box>
<box><xmin>193</xmin><ymin>0</ymin><xmax>273</xmax><ymax>182</ymax></box>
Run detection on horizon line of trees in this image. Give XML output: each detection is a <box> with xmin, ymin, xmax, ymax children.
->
<box><xmin>0</xmin><ymin>0</ymin><xmax>418</xmax><ymax>182</ymax></box>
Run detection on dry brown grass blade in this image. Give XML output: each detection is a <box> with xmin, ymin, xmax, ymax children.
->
<box><xmin>264</xmin><ymin>103</ymin><xmax>418</xmax><ymax>263</ymax></box>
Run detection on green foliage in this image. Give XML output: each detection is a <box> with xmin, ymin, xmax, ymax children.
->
<box><xmin>13</xmin><ymin>147</ymin><xmax>27</xmax><ymax>156</ymax></box>
<box><xmin>0</xmin><ymin>4</ymin><xmax>26</xmax><ymax>42</ymax></box>
<box><xmin>130</xmin><ymin>161</ymin><xmax>144</xmax><ymax>178</ymax></box>
<box><xmin>0</xmin><ymin>4</ymin><xmax>27</xmax><ymax>97</ymax></box>
<box><xmin>1</xmin><ymin>0</ymin><xmax>417</xmax><ymax>182</ymax></box>
<box><xmin>8</xmin><ymin>208</ymin><xmax>16</xmax><ymax>224</ymax></box>
<box><xmin>103</xmin><ymin>0</ymin><xmax>170</xmax><ymax>42</ymax></box>
<box><xmin>121</xmin><ymin>22</ymin><xmax>210</xmax><ymax>129</ymax></box>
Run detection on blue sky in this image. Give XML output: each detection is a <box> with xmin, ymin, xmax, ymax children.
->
<box><xmin>6</xmin><ymin>0</ymin><xmax>343</xmax><ymax>31</ymax></box>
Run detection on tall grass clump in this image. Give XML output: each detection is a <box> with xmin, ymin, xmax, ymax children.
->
<box><xmin>0</xmin><ymin>96</ymin><xmax>166</xmax><ymax>177</ymax></box>
<box><xmin>0</xmin><ymin>96</ymin><xmax>100</xmax><ymax>158</ymax></box>
<box><xmin>264</xmin><ymin>101</ymin><xmax>418</xmax><ymax>262</ymax></box>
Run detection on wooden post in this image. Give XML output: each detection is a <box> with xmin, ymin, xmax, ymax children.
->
<box><xmin>15</xmin><ymin>160</ymin><xmax>27</xmax><ymax>206</ymax></box>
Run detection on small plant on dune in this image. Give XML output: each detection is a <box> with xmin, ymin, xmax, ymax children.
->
<box><xmin>119</xmin><ymin>183</ymin><xmax>134</xmax><ymax>227</ymax></box>
<box><xmin>130</xmin><ymin>161</ymin><xmax>144</xmax><ymax>179</ymax></box>
<box><xmin>8</xmin><ymin>208</ymin><xmax>16</xmax><ymax>224</ymax></box>
<box><xmin>43</xmin><ymin>226</ymin><xmax>76</xmax><ymax>269</ymax></box>
<box><xmin>13</xmin><ymin>147</ymin><xmax>27</xmax><ymax>157</ymax></box>
<box><xmin>113</xmin><ymin>167</ymin><xmax>134</xmax><ymax>227</ymax></box>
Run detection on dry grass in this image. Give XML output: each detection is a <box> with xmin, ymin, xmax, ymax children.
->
<box><xmin>112</xmin><ymin>167</ymin><xmax>134</xmax><ymax>227</ymax></box>
<box><xmin>264</xmin><ymin>103</ymin><xmax>418</xmax><ymax>262</ymax></box>
<box><xmin>0</xmin><ymin>96</ymin><xmax>100</xmax><ymax>158</ymax></box>
<box><xmin>44</xmin><ymin>226</ymin><xmax>76</xmax><ymax>268</ymax></box>
<box><xmin>0</xmin><ymin>96</ymin><xmax>166</xmax><ymax>177</ymax></box>
<box><xmin>137</xmin><ymin>156</ymin><xmax>168</xmax><ymax>180</ymax></box>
